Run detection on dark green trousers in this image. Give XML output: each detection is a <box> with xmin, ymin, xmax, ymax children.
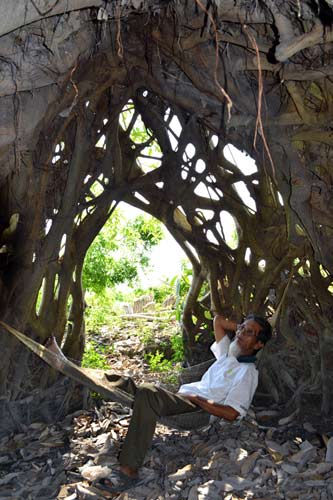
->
<box><xmin>104</xmin><ymin>374</ymin><xmax>200</xmax><ymax>468</ymax></box>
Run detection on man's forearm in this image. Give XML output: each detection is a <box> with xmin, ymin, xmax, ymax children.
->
<box><xmin>213</xmin><ymin>315</ymin><xmax>238</xmax><ymax>343</ymax></box>
<box><xmin>183</xmin><ymin>394</ymin><xmax>239</xmax><ymax>421</ymax></box>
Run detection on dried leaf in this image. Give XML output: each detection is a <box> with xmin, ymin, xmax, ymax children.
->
<box><xmin>168</xmin><ymin>464</ymin><xmax>193</xmax><ymax>481</ymax></box>
<box><xmin>79</xmin><ymin>464</ymin><xmax>112</xmax><ymax>482</ymax></box>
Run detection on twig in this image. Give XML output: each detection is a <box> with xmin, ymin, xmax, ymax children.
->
<box><xmin>119</xmin><ymin>313</ymin><xmax>171</xmax><ymax>321</ymax></box>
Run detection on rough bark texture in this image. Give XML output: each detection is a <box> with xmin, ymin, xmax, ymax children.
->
<box><xmin>1</xmin><ymin>0</ymin><xmax>333</xmax><ymax>431</ymax></box>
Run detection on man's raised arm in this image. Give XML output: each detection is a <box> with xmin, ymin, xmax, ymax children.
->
<box><xmin>213</xmin><ymin>314</ymin><xmax>238</xmax><ymax>343</ymax></box>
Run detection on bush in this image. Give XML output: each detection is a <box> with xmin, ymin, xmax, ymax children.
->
<box><xmin>82</xmin><ymin>210</ymin><xmax>164</xmax><ymax>294</ymax></box>
<box><xmin>170</xmin><ymin>333</ymin><xmax>184</xmax><ymax>362</ymax></box>
<box><xmin>82</xmin><ymin>340</ymin><xmax>113</xmax><ymax>369</ymax></box>
<box><xmin>85</xmin><ymin>289</ymin><xmax>118</xmax><ymax>332</ymax></box>
<box><xmin>145</xmin><ymin>350</ymin><xmax>173</xmax><ymax>372</ymax></box>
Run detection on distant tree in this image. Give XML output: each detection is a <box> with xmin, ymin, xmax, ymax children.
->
<box><xmin>82</xmin><ymin>210</ymin><xmax>163</xmax><ymax>294</ymax></box>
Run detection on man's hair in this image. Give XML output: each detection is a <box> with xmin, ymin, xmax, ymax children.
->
<box><xmin>246</xmin><ymin>314</ymin><xmax>272</xmax><ymax>345</ymax></box>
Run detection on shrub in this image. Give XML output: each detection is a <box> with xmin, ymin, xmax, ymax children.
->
<box><xmin>82</xmin><ymin>340</ymin><xmax>112</xmax><ymax>369</ymax></box>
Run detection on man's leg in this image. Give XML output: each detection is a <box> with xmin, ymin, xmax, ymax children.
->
<box><xmin>103</xmin><ymin>372</ymin><xmax>138</xmax><ymax>398</ymax></box>
<box><xmin>119</xmin><ymin>384</ymin><xmax>199</xmax><ymax>474</ymax></box>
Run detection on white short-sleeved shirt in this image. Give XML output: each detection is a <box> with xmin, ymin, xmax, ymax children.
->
<box><xmin>178</xmin><ymin>336</ymin><xmax>258</xmax><ymax>417</ymax></box>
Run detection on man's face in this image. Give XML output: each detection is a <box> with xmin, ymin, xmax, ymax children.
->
<box><xmin>234</xmin><ymin>319</ymin><xmax>264</xmax><ymax>355</ymax></box>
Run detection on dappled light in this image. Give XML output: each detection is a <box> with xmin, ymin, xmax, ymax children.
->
<box><xmin>206</xmin><ymin>186</ymin><xmax>221</xmax><ymax>201</ymax></box>
<box><xmin>277</xmin><ymin>192</ymin><xmax>284</xmax><ymax>206</ymax></box>
<box><xmin>184</xmin><ymin>143</ymin><xmax>196</xmax><ymax>160</ymax></box>
<box><xmin>51</xmin><ymin>154</ymin><xmax>61</xmax><ymax>164</ymax></box>
<box><xmin>219</xmin><ymin>211</ymin><xmax>239</xmax><ymax>250</ymax></box>
<box><xmin>198</xmin><ymin>209</ymin><xmax>215</xmax><ymax>221</ymax></box>
<box><xmin>134</xmin><ymin>192</ymin><xmax>150</xmax><ymax>205</ymax></box>
<box><xmin>119</xmin><ymin>100</ymin><xmax>135</xmax><ymax>130</ymax></box>
<box><xmin>35</xmin><ymin>278</ymin><xmax>46</xmax><ymax>316</ymax></box>
<box><xmin>193</xmin><ymin>181</ymin><xmax>208</xmax><ymax>197</ymax></box>
<box><xmin>210</xmin><ymin>135</ymin><xmax>219</xmax><ymax>149</ymax></box>
<box><xmin>206</xmin><ymin>229</ymin><xmax>219</xmax><ymax>246</ymax></box>
<box><xmin>59</xmin><ymin>234</ymin><xmax>67</xmax><ymax>258</ymax></box>
<box><xmin>245</xmin><ymin>247</ymin><xmax>252</xmax><ymax>265</ymax></box>
<box><xmin>45</xmin><ymin>219</ymin><xmax>52</xmax><ymax>235</ymax></box>
<box><xmin>95</xmin><ymin>134</ymin><xmax>106</xmax><ymax>148</ymax></box>
<box><xmin>233</xmin><ymin>181</ymin><xmax>257</xmax><ymax>213</ymax></box>
<box><xmin>181</xmin><ymin>168</ymin><xmax>188</xmax><ymax>180</ymax></box>
<box><xmin>195</xmin><ymin>159</ymin><xmax>206</xmax><ymax>174</ymax></box>
<box><xmin>258</xmin><ymin>259</ymin><xmax>266</xmax><ymax>272</ymax></box>
<box><xmin>224</xmin><ymin>144</ymin><xmax>258</xmax><ymax>176</ymax></box>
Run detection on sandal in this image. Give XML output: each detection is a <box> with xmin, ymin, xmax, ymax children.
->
<box><xmin>94</xmin><ymin>470</ymin><xmax>141</xmax><ymax>494</ymax></box>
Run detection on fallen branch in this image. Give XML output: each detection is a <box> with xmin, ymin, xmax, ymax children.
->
<box><xmin>119</xmin><ymin>313</ymin><xmax>172</xmax><ymax>320</ymax></box>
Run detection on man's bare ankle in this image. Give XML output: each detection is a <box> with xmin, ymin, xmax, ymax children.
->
<box><xmin>120</xmin><ymin>465</ymin><xmax>138</xmax><ymax>478</ymax></box>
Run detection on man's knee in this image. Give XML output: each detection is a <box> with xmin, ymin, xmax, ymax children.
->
<box><xmin>136</xmin><ymin>383</ymin><xmax>156</xmax><ymax>400</ymax></box>
<box><xmin>134</xmin><ymin>384</ymin><xmax>160</xmax><ymax>411</ymax></box>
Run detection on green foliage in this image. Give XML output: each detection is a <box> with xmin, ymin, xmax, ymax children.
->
<box><xmin>138</xmin><ymin>281</ymin><xmax>174</xmax><ymax>304</ymax></box>
<box><xmin>204</xmin><ymin>309</ymin><xmax>213</xmax><ymax>320</ymax></box>
<box><xmin>82</xmin><ymin>210</ymin><xmax>163</xmax><ymax>294</ymax></box>
<box><xmin>130</xmin><ymin>115</ymin><xmax>152</xmax><ymax>144</ymax></box>
<box><xmin>145</xmin><ymin>350</ymin><xmax>173</xmax><ymax>372</ymax></box>
<box><xmin>138</xmin><ymin>325</ymin><xmax>155</xmax><ymax>345</ymax></box>
<box><xmin>82</xmin><ymin>340</ymin><xmax>113</xmax><ymax>369</ymax></box>
<box><xmin>83</xmin><ymin>99</ymin><xmax>165</xmax><ymax>303</ymax></box>
<box><xmin>128</xmin><ymin>215</ymin><xmax>164</xmax><ymax>249</ymax></box>
<box><xmin>170</xmin><ymin>333</ymin><xmax>184</xmax><ymax>362</ymax></box>
<box><xmin>85</xmin><ymin>289</ymin><xmax>118</xmax><ymax>332</ymax></box>
<box><xmin>168</xmin><ymin>260</ymin><xmax>193</xmax><ymax>321</ymax></box>
<box><xmin>119</xmin><ymin>100</ymin><xmax>162</xmax><ymax>169</ymax></box>
<box><xmin>83</xmin><ymin>239</ymin><xmax>114</xmax><ymax>295</ymax></box>
<box><xmin>145</xmin><ymin>349</ymin><xmax>183</xmax><ymax>385</ymax></box>
<box><xmin>228</xmin><ymin>227</ymin><xmax>239</xmax><ymax>250</ymax></box>
<box><xmin>122</xmin><ymin>215</ymin><xmax>164</xmax><ymax>269</ymax></box>
<box><xmin>144</xmin><ymin>331</ymin><xmax>184</xmax><ymax>375</ymax></box>
<box><xmin>109</xmin><ymin>258</ymin><xmax>138</xmax><ymax>285</ymax></box>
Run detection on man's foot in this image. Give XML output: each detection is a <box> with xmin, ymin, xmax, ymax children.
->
<box><xmin>120</xmin><ymin>465</ymin><xmax>138</xmax><ymax>478</ymax></box>
<box><xmin>44</xmin><ymin>336</ymin><xmax>67</xmax><ymax>369</ymax></box>
<box><xmin>94</xmin><ymin>470</ymin><xmax>140</xmax><ymax>493</ymax></box>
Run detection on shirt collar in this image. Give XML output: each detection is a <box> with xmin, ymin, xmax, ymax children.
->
<box><xmin>236</xmin><ymin>354</ymin><xmax>257</xmax><ymax>363</ymax></box>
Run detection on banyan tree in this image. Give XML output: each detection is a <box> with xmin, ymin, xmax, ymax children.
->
<box><xmin>1</xmin><ymin>0</ymin><xmax>333</xmax><ymax>433</ymax></box>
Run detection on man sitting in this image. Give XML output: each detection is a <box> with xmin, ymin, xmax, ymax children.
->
<box><xmin>96</xmin><ymin>313</ymin><xmax>272</xmax><ymax>494</ymax></box>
